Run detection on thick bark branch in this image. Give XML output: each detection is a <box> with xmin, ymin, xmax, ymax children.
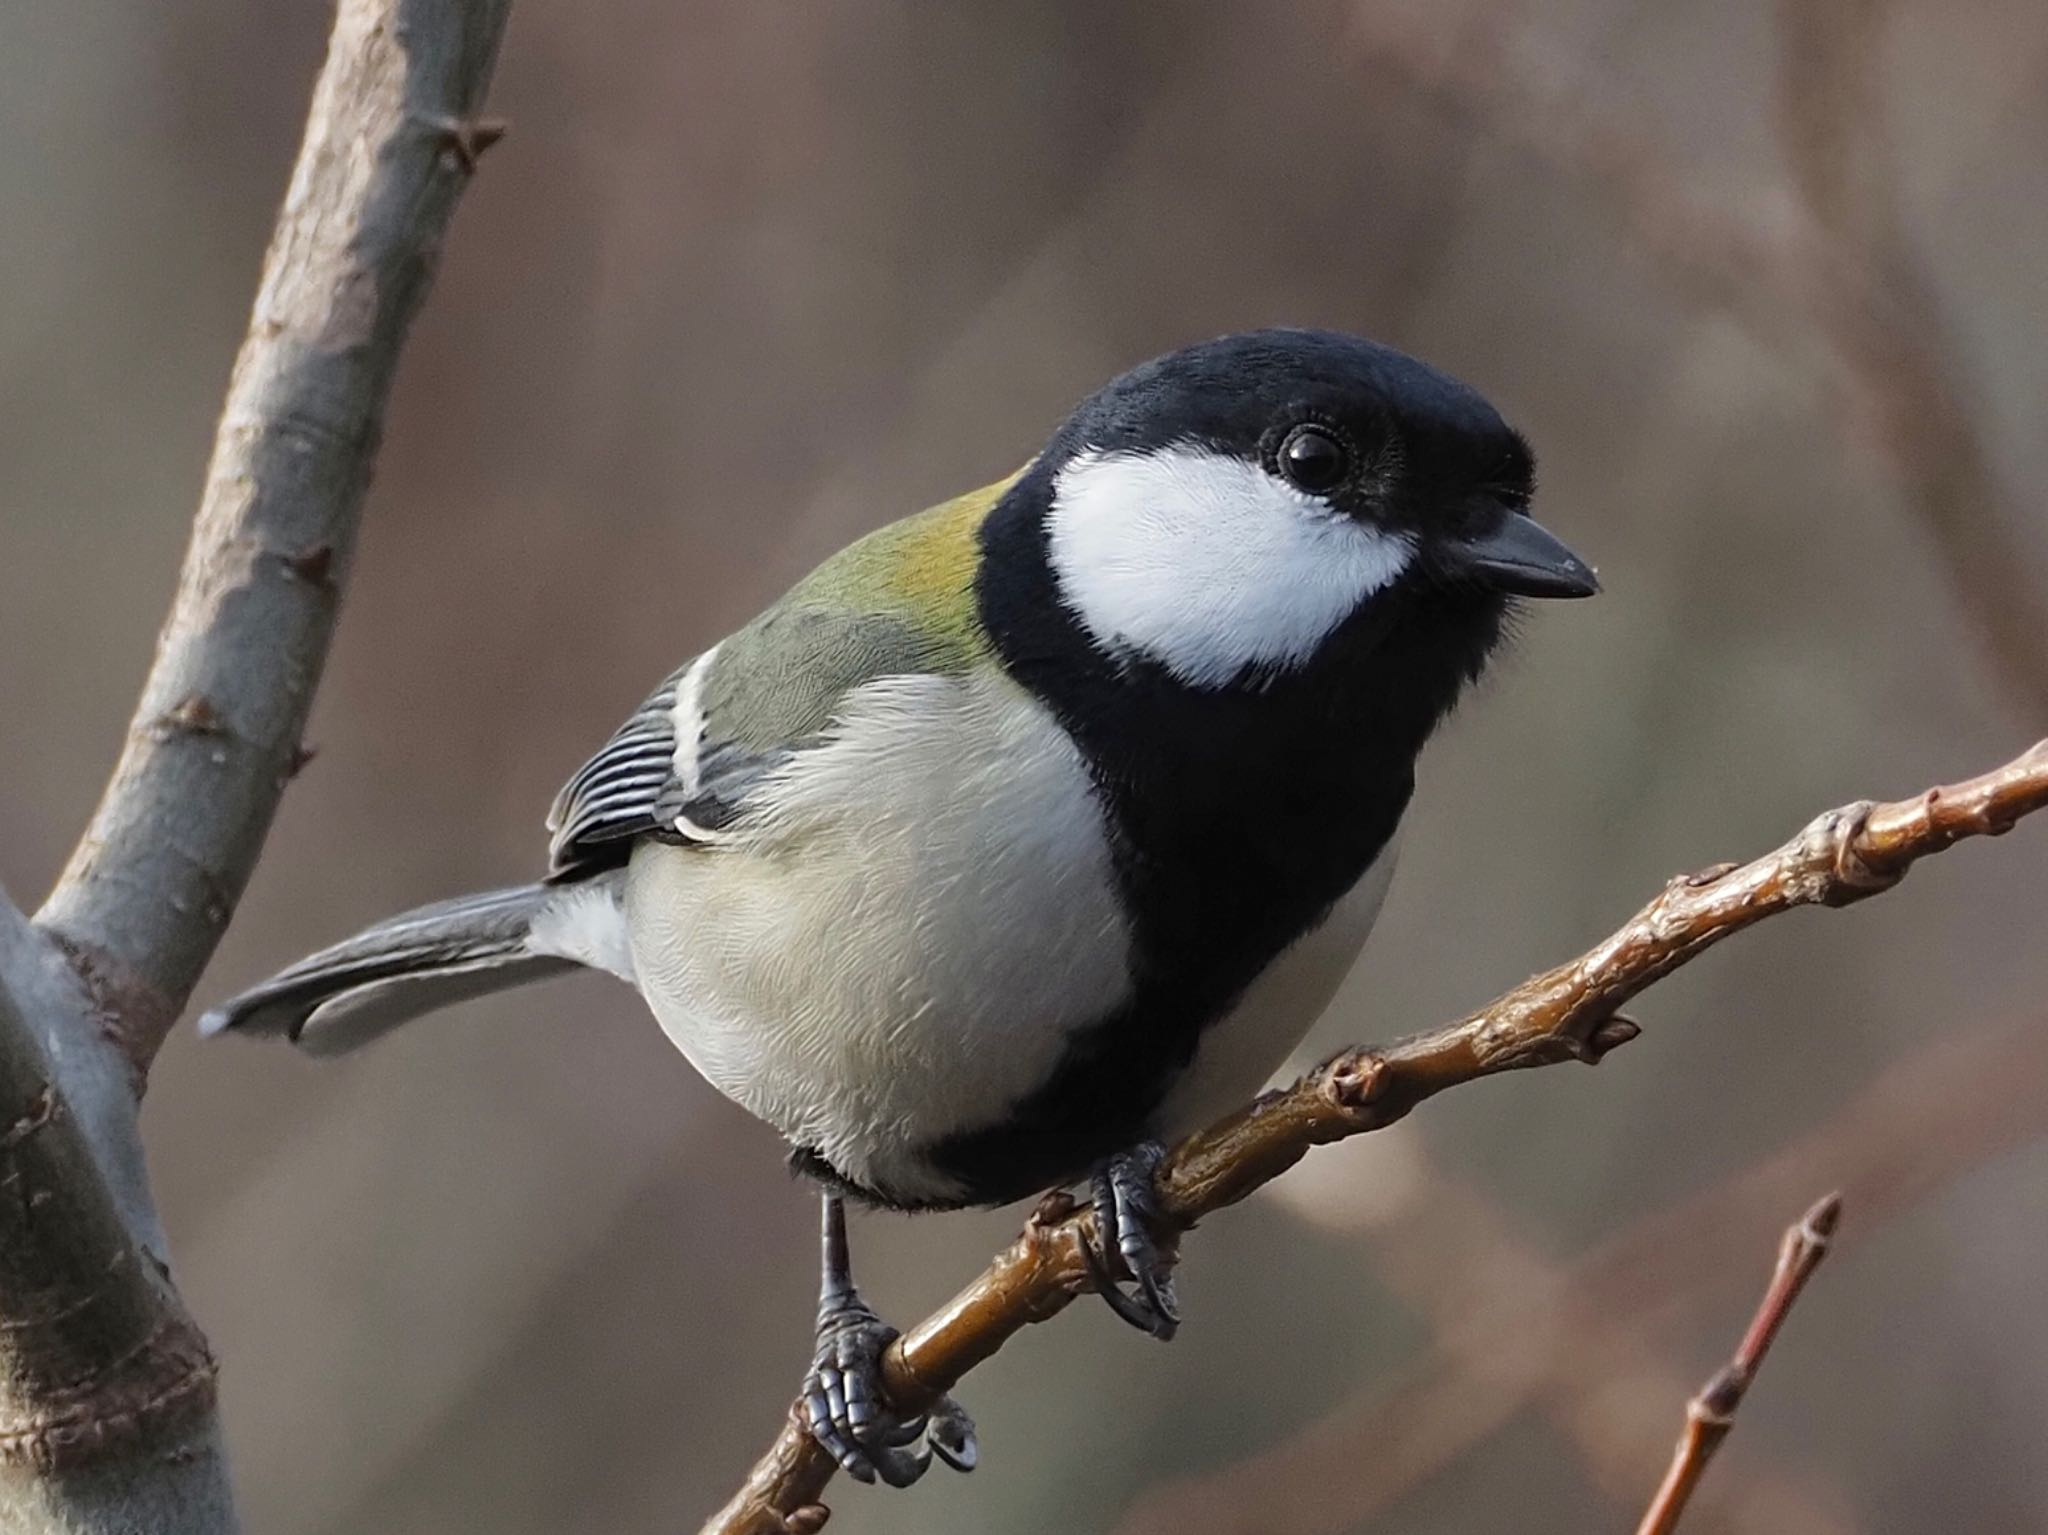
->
<box><xmin>0</xmin><ymin>889</ymin><xmax>164</xmax><ymax>1298</ymax></box>
<box><xmin>0</xmin><ymin>971</ymin><xmax>218</xmax><ymax>1480</ymax></box>
<box><xmin>0</xmin><ymin>905</ymin><xmax>227</xmax><ymax>1528</ymax></box>
<box><xmin>0</xmin><ymin>4</ymin><xmax>513</xmax><ymax>1530</ymax></box>
<box><xmin>705</xmin><ymin>739</ymin><xmax>2048</xmax><ymax>1534</ymax></box>
<box><xmin>33</xmin><ymin>0</ymin><xmax>514</xmax><ymax>1076</ymax></box>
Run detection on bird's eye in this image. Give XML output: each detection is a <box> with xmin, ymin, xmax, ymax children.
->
<box><xmin>1278</xmin><ymin>424</ymin><xmax>1349</xmax><ymax>493</ymax></box>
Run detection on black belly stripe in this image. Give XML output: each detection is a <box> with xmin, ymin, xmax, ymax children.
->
<box><xmin>916</xmin><ymin>765</ymin><xmax>1413</xmax><ymax>1207</ymax></box>
<box><xmin>854</xmin><ymin>467</ymin><xmax>1507</xmax><ymax>1210</ymax></box>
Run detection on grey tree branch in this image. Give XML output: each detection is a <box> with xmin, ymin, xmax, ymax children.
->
<box><xmin>0</xmin><ymin>956</ymin><xmax>223</xmax><ymax>1529</ymax></box>
<box><xmin>0</xmin><ymin>886</ymin><xmax>164</xmax><ymax>1283</ymax></box>
<box><xmin>0</xmin><ymin>3</ymin><xmax>513</xmax><ymax>1530</ymax></box>
<box><xmin>33</xmin><ymin>0</ymin><xmax>514</xmax><ymax>1077</ymax></box>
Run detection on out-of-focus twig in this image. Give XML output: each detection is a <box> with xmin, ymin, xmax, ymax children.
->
<box><xmin>1773</xmin><ymin>0</ymin><xmax>1892</xmax><ymax>242</ymax></box>
<box><xmin>704</xmin><ymin>742</ymin><xmax>2048</xmax><ymax>1534</ymax></box>
<box><xmin>1764</xmin><ymin>0</ymin><xmax>2048</xmax><ymax>725</ymax></box>
<box><xmin>1349</xmin><ymin>4</ymin><xmax>2048</xmax><ymax>723</ymax></box>
<box><xmin>1635</xmin><ymin>1194</ymin><xmax>1842</xmax><ymax>1535</ymax></box>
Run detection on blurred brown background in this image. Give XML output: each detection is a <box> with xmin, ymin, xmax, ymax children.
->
<box><xmin>4</xmin><ymin>2</ymin><xmax>2047</xmax><ymax>1531</ymax></box>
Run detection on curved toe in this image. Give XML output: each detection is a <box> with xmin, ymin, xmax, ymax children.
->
<box><xmin>802</xmin><ymin>1306</ymin><xmax>977</xmax><ymax>1488</ymax></box>
<box><xmin>1083</xmin><ymin>1141</ymin><xmax>1184</xmax><ymax>1341</ymax></box>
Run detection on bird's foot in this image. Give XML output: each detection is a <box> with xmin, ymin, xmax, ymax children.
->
<box><xmin>1081</xmin><ymin>1140</ymin><xmax>1183</xmax><ymax>1340</ymax></box>
<box><xmin>803</xmin><ymin>1297</ymin><xmax>977</xmax><ymax>1487</ymax></box>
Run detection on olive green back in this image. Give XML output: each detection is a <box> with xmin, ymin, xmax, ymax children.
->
<box><xmin>700</xmin><ymin>473</ymin><xmax>1020</xmax><ymax>754</ymax></box>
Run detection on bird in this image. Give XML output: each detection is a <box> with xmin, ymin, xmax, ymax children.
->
<box><xmin>200</xmin><ymin>327</ymin><xmax>1598</xmax><ymax>1488</ymax></box>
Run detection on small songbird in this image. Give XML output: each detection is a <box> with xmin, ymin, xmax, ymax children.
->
<box><xmin>202</xmin><ymin>328</ymin><xmax>1597</xmax><ymax>1486</ymax></box>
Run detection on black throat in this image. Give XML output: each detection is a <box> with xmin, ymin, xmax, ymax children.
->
<box><xmin>910</xmin><ymin>465</ymin><xmax>1504</xmax><ymax>1206</ymax></box>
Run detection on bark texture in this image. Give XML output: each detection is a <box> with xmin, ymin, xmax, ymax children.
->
<box><xmin>0</xmin><ymin>4</ymin><xmax>512</xmax><ymax>1529</ymax></box>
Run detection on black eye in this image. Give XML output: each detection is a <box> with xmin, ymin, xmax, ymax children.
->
<box><xmin>1278</xmin><ymin>424</ymin><xmax>1349</xmax><ymax>493</ymax></box>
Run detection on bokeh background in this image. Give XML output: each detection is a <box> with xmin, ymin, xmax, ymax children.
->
<box><xmin>4</xmin><ymin>2</ymin><xmax>2048</xmax><ymax>1531</ymax></box>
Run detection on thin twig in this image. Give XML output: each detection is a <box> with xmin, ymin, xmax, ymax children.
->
<box><xmin>1635</xmin><ymin>1194</ymin><xmax>1843</xmax><ymax>1535</ymax></box>
<box><xmin>1120</xmin><ymin>1008</ymin><xmax>2048</xmax><ymax>1535</ymax></box>
<box><xmin>704</xmin><ymin>740</ymin><xmax>2048</xmax><ymax>1534</ymax></box>
<box><xmin>1119</xmin><ymin>1164</ymin><xmax>1860</xmax><ymax>1535</ymax></box>
<box><xmin>32</xmin><ymin>0</ymin><xmax>516</xmax><ymax>1076</ymax></box>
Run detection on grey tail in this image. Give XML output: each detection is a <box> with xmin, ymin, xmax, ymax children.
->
<box><xmin>198</xmin><ymin>881</ymin><xmax>613</xmax><ymax>1057</ymax></box>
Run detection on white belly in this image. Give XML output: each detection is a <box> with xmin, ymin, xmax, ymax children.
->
<box><xmin>1151</xmin><ymin>832</ymin><xmax>1401</xmax><ymax>1141</ymax></box>
<box><xmin>623</xmin><ymin>669</ymin><xmax>1134</xmax><ymax>1206</ymax></box>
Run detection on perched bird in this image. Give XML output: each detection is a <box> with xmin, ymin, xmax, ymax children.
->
<box><xmin>202</xmin><ymin>328</ymin><xmax>1597</xmax><ymax>1487</ymax></box>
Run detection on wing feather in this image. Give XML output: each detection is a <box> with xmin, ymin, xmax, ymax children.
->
<box><xmin>544</xmin><ymin>660</ymin><xmax>692</xmax><ymax>877</ymax></box>
<box><xmin>543</xmin><ymin>475</ymin><xmax>1014</xmax><ymax>879</ymax></box>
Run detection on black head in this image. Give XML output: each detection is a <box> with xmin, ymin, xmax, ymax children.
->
<box><xmin>1051</xmin><ymin>326</ymin><xmax>1593</xmax><ymax>612</ymax></box>
<box><xmin>980</xmin><ymin>324</ymin><xmax>1595</xmax><ymax>724</ymax></box>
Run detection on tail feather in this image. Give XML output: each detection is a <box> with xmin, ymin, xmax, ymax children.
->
<box><xmin>199</xmin><ymin>882</ymin><xmax>601</xmax><ymax>1057</ymax></box>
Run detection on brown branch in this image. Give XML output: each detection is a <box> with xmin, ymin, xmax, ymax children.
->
<box><xmin>1348</xmin><ymin>5</ymin><xmax>2048</xmax><ymax>724</ymax></box>
<box><xmin>1635</xmin><ymin>1194</ymin><xmax>1843</xmax><ymax>1535</ymax></box>
<box><xmin>704</xmin><ymin>741</ymin><xmax>2048</xmax><ymax>1534</ymax></box>
<box><xmin>31</xmin><ymin>0</ymin><xmax>516</xmax><ymax>1076</ymax></box>
<box><xmin>1121</xmin><ymin>1167</ymin><xmax>1857</xmax><ymax>1535</ymax></box>
<box><xmin>1117</xmin><ymin>1005</ymin><xmax>2048</xmax><ymax>1535</ymax></box>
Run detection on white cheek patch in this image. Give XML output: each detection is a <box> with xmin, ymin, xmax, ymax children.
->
<box><xmin>1046</xmin><ymin>446</ymin><xmax>1416</xmax><ymax>688</ymax></box>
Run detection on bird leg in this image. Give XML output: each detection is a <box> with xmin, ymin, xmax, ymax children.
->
<box><xmin>1081</xmin><ymin>1140</ymin><xmax>1182</xmax><ymax>1340</ymax></box>
<box><xmin>801</xmin><ymin>1193</ymin><xmax>977</xmax><ymax>1486</ymax></box>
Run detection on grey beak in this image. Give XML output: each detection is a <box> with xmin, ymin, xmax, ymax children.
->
<box><xmin>1448</xmin><ymin>511</ymin><xmax>1600</xmax><ymax>599</ymax></box>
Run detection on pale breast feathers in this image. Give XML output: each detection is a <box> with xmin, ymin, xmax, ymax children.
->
<box><xmin>623</xmin><ymin>667</ymin><xmax>1136</xmax><ymax>1205</ymax></box>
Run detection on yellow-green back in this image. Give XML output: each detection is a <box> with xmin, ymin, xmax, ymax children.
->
<box><xmin>699</xmin><ymin>473</ymin><xmax>1022</xmax><ymax>752</ymax></box>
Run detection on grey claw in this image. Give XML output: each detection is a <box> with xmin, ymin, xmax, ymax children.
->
<box><xmin>802</xmin><ymin>1301</ymin><xmax>976</xmax><ymax>1488</ymax></box>
<box><xmin>1085</xmin><ymin>1142</ymin><xmax>1182</xmax><ymax>1340</ymax></box>
<box><xmin>1135</xmin><ymin>1257</ymin><xmax>1181</xmax><ymax>1331</ymax></box>
<box><xmin>1079</xmin><ymin>1235</ymin><xmax>1176</xmax><ymax>1338</ymax></box>
<box><xmin>823</xmin><ymin>1375</ymin><xmax>851</xmax><ymax>1431</ymax></box>
<box><xmin>870</xmin><ymin>1436</ymin><xmax>933</xmax><ymax>1489</ymax></box>
<box><xmin>869</xmin><ymin>1411</ymin><xmax>925</xmax><ymax>1449</ymax></box>
<box><xmin>837</xmin><ymin>1342</ymin><xmax>875</xmax><ymax>1431</ymax></box>
<box><xmin>929</xmin><ymin>1399</ymin><xmax>979</xmax><ymax>1472</ymax></box>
